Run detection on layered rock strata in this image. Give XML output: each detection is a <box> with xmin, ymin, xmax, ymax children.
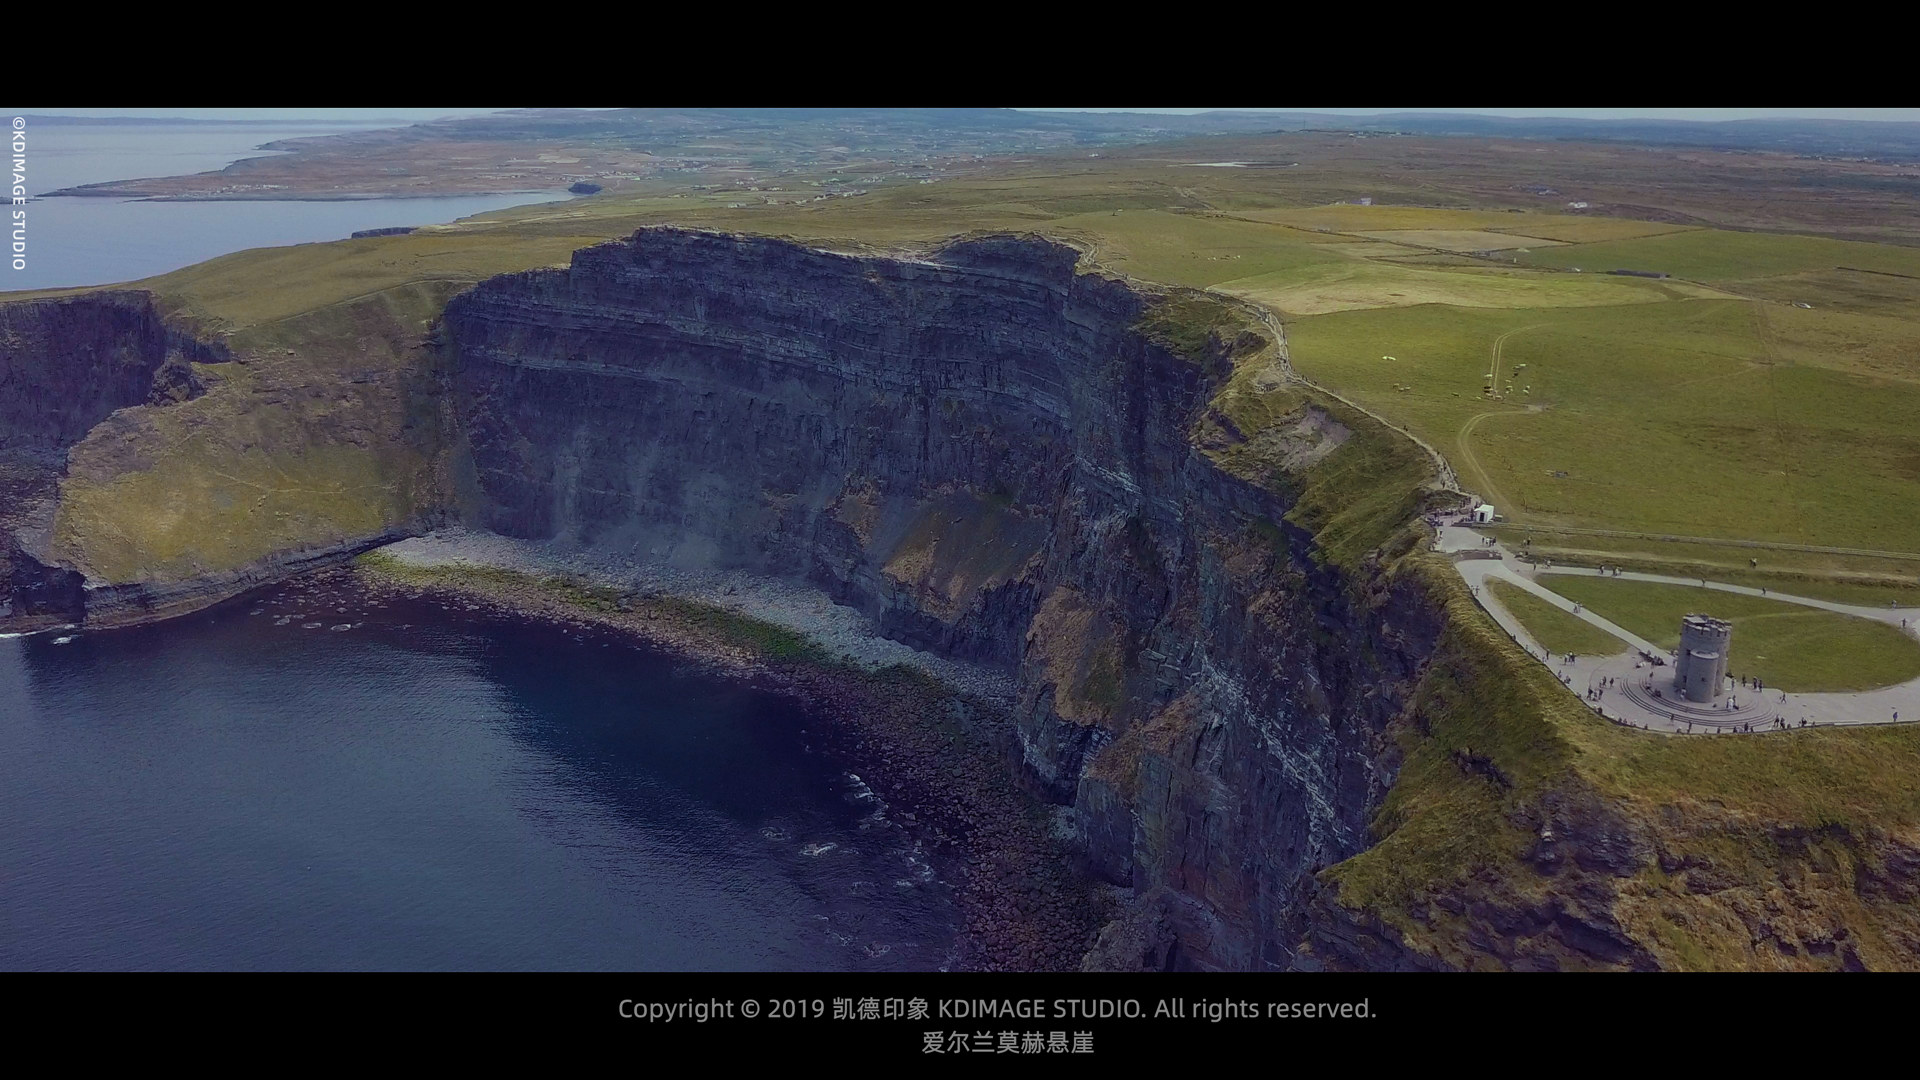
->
<box><xmin>0</xmin><ymin>292</ymin><xmax>220</xmax><ymax>623</ymax></box>
<box><xmin>444</xmin><ymin>228</ymin><xmax>1444</xmax><ymax>968</ymax></box>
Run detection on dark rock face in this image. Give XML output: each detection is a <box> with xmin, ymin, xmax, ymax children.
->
<box><xmin>0</xmin><ymin>291</ymin><xmax>215</xmax><ymax>458</ymax></box>
<box><xmin>446</xmin><ymin>227</ymin><xmax>1446</xmax><ymax>969</ymax></box>
<box><xmin>0</xmin><ymin>291</ymin><xmax>221</xmax><ymax>623</ymax></box>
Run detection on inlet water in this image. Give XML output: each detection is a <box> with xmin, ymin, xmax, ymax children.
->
<box><xmin>0</xmin><ymin>577</ymin><xmax>956</xmax><ymax>970</ymax></box>
<box><xmin>4</xmin><ymin>122</ymin><xmax>572</xmax><ymax>292</ymax></box>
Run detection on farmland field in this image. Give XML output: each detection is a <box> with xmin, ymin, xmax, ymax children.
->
<box><xmin>1230</xmin><ymin>205</ymin><xmax>1526</xmax><ymax>232</ymax></box>
<box><xmin>1212</xmin><ymin>260</ymin><xmax>1707</xmax><ymax>315</ymax></box>
<box><xmin>62</xmin><ymin>135</ymin><xmax>1920</xmax><ymax>575</ymax></box>
<box><xmin>1720</xmin><ymin>267</ymin><xmax>1920</xmax><ymax>319</ymax></box>
<box><xmin>1354</xmin><ymin>229</ymin><xmax>1566</xmax><ymax>252</ymax></box>
<box><xmin>1284</xmin><ymin>300</ymin><xmax>1920</xmax><ymax>550</ymax></box>
<box><xmin>1487</xmin><ymin>218</ymin><xmax>1697</xmax><ymax>244</ymax></box>
<box><xmin>1517</xmin><ymin>228</ymin><xmax>1920</xmax><ymax>283</ymax></box>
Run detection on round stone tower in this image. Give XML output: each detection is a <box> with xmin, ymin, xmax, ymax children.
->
<box><xmin>1674</xmin><ymin>614</ymin><xmax>1732</xmax><ymax>703</ymax></box>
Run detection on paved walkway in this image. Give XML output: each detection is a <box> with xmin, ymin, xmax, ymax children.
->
<box><xmin>1435</xmin><ymin>525</ymin><xmax>1920</xmax><ymax>734</ymax></box>
<box><xmin>1534</xmin><ymin>566</ymin><xmax>1919</xmax><ymax>628</ymax></box>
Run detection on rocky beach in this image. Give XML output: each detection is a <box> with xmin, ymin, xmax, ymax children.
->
<box><xmin>352</xmin><ymin>533</ymin><xmax>1105</xmax><ymax>971</ymax></box>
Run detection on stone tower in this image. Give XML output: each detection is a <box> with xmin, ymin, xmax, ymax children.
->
<box><xmin>1674</xmin><ymin>614</ymin><xmax>1732</xmax><ymax>703</ymax></box>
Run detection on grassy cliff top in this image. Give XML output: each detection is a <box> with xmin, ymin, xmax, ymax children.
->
<box><xmin>1325</xmin><ymin>553</ymin><xmax>1920</xmax><ymax>970</ymax></box>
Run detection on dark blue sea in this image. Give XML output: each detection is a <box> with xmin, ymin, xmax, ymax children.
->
<box><xmin>0</xmin><ymin>577</ymin><xmax>957</xmax><ymax>971</ymax></box>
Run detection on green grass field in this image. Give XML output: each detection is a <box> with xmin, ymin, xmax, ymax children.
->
<box><xmin>1212</xmin><ymin>258</ymin><xmax>1707</xmax><ymax>315</ymax></box>
<box><xmin>1042</xmin><ymin>209</ymin><xmax>1347</xmax><ymax>288</ymax></box>
<box><xmin>1516</xmin><ymin>228</ymin><xmax>1920</xmax><ymax>283</ymax></box>
<box><xmin>1538</xmin><ymin>576</ymin><xmax>1920</xmax><ymax>692</ymax></box>
<box><xmin>1481</xmin><ymin>526</ymin><xmax>1920</xmax><ymax>605</ymax></box>
<box><xmin>1487</xmin><ymin>218</ymin><xmax>1695</xmax><ymax>245</ymax></box>
<box><xmin>16</xmin><ymin>145</ymin><xmax>1920</xmax><ymax>579</ymax></box>
<box><xmin>1721</xmin><ymin>267</ymin><xmax>1920</xmax><ymax>319</ymax></box>
<box><xmin>1285</xmin><ymin>299</ymin><xmax>1920</xmax><ymax>552</ymax></box>
<box><xmin>1485</xmin><ymin>578</ymin><xmax>1628</xmax><ymax>656</ymax></box>
<box><xmin>47</xmin><ymin>163</ymin><xmax>1917</xmax><ymax>594</ymax></box>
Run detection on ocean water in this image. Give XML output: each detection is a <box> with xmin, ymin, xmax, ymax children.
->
<box><xmin>0</xmin><ymin>578</ymin><xmax>956</xmax><ymax>971</ymax></box>
<box><xmin>4</xmin><ymin>121</ymin><xmax>571</xmax><ymax>292</ymax></box>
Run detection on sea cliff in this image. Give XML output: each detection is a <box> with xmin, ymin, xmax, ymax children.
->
<box><xmin>440</xmin><ymin>228</ymin><xmax>1444</xmax><ymax>968</ymax></box>
<box><xmin>9</xmin><ymin>227</ymin><xmax>1918</xmax><ymax>971</ymax></box>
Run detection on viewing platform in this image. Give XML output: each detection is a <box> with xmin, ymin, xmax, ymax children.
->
<box><xmin>1617</xmin><ymin>676</ymin><xmax>1779</xmax><ymax>730</ymax></box>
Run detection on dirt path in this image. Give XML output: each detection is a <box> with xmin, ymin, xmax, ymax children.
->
<box><xmin>1454</xmin><ymin>410</ymin><xmax>1514</xmax><ymax>513</ymax></box>
<box><xmin>1451</xmin><ymin>323</ymin><xmax>1549</xmax><ymax>511</ymax></box>
<box><xmin>1231</xmin><ymin>306</ymin><xmax>1544</xmax><ymax>513</ymax></box>
<box><xmin>1217</xmin><ymin>293</ymin><xmax>1920</xmax><ymax>574</ymax></box>
<box><xmin>1486</xmin><ymin>323</ymin><xmax>1544</xmax><ymax>399</ymax></box>
<box><xmin>1229</xmin><ymin>299</ymin><xmax>1469</xmax><ymax>501</ymax></box>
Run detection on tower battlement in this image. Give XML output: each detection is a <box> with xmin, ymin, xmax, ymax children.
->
<box><xmin>1674</xmin><ymin>614</ymin><xmax>1733</xmax><ymax>703</ymax></box>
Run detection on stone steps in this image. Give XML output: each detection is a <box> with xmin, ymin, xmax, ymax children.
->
<box><xmin>1619</xmin><ymin>678</ymin><xmax>1779</xmax><ymax>728</ymax></box>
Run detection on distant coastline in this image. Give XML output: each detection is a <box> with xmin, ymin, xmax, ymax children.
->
<box><xmin>41</xmin><ymin>186</ymin><xmax>567</xmax><ymax>202</ymax></box>
<box><xmin>21</xmin><ymin>115</ymin><xmax>397</xmax><ymax>127</ymax></box>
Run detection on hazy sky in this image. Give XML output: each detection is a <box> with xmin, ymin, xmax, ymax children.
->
<box><xmin>1031</xmin><ymin>108</ymin><xmax>1920</xmax><ymax>122</ymax></box>
<box><xmin>14</xmin><ymin>107</ymin><xmax>1920</xmax><ymax>124</ymax></box>
<box><xmin>11</xmin><ymin>108</ymin><xmax>504</xmax><ymax>123</ymax></box>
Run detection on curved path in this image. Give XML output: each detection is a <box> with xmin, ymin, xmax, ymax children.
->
<box><xmin>1453</xmin><ymin>325</ymin><xmax>1545</xmax><ymax>513</ymax></box>
<box><xmin>1225</xmin><ymin>300</ymin><xmax>1920</xmax><ymax>734</ymax></box>
<box><xmin>1454</xmin><ymin>410</ymin><xmax>1519</xmax><ymax>517</ymax></box>
<box><xmin>1491</xmin><ymin>522</ymin><xmax>1920</xmax><ymax>563</ymax></box>
<box><xmin>1535</xmin><ymin>566</ymin><xmax>1920</xmax><ymax>628</ymax></box>
<box><xmin>1438</xmin><ymin>526</ymin><xmax>1920</xmax><ymax>733</ymax></box>
<box><xmin>1452</xmin><ymin>548</ymin><xmax>1661</xmax><ymax>657</ymax></box>
<box><xmin>1231</xmin><ymin>300</ymin><xmax>1470</xmax><ymax>501</ymax></box>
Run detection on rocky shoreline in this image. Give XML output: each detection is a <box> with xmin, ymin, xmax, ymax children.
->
<box><xmin>348</xmin><ymin>544</ymin><xmax>1106</xmax><ymax>971</ymax></box>
<box><xmin>379</xmin><ymin>530</ymin><xmax>1018</xmax><ymax>707</ymax></box>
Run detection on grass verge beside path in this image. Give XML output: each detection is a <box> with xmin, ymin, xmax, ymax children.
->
<box><xmin>1540</xmin><ymin>577</ymin><xmax>1920</xmax><ymax>692</ymax></box>
<box><xmin>1485</xmin><ymin>578</ymin><xmax>1628</xmax><ymax>657</ymax></box>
